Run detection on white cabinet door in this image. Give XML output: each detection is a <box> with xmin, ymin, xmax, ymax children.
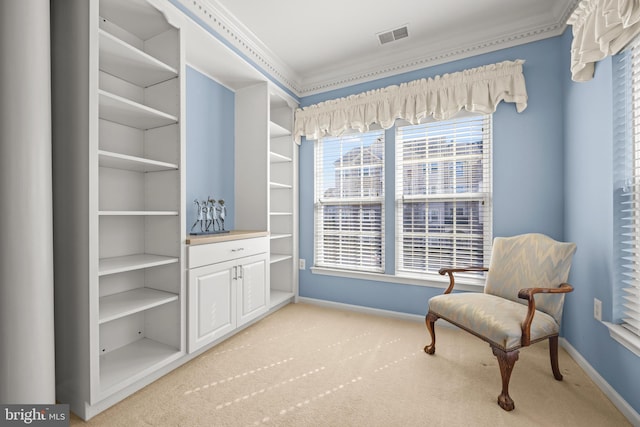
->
<box><xmin>237</xmin><ymin>253</ymin><xmax>269</xmax><ymax>327</ymax></box>
<box><xmin>188</xmin><ymin>259</ymin><xmax>236</xmax><ymax>353</ymax></box>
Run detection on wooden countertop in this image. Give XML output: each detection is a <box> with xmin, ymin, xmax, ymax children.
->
<box><xmin>185</xmin><ymin>230</ymin><xmax>268</xmax><ymax>245</ymax></box>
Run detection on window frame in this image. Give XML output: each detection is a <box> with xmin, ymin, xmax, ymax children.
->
<box><xmin>310</xmin><ymin>116</ymin><xmax>493</xmax><ymax>291</ymax></box>
<box><xmin>609</xmin><ymin>36</ymin><xmax>640</xmax><ymax>356</ymax></box>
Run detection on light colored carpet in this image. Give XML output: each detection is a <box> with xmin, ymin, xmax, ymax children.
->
<box><xmin>71</xmin><ymin>302</ymin><xmax>630</xmax><ymax>426</ymax></box>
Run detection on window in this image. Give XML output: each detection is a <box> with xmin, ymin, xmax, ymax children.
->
<box><xmin>614</xmin><ymin>37</ymin><xmax>640</xmax><ymax>338</ymax></box>
<box><xmin>395</xmin><ymin>115</ymin><xmax>493</xmax><ymax>278</ymax></box>
<box><xmin>314</xmin><ymin>131</ymin><xmax>385</xmax><ymax>272</ymax></box>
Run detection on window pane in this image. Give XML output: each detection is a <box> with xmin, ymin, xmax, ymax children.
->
<box><xmin>614</xmin><ymin>39</ymin><xmax>640</xmax><ymax>336</ymax></box>
<box><xmin>315</xmin><ymin>131</ymin><xmax>385</xmax><ymax>272</ymax></box>
<box><xmin>396</xmin><ymin>116</ymin><xmax>492</xmax><ymax>277</ymax></box>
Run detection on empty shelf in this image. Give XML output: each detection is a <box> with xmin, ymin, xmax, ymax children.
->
<box><xmin>269</xmin><ymin>121</ymin><xmax>291</xmax><ymax>138</ymax></box>
<box><xmin>270</xmin><ymin>181</ymin><xmax>292</xmax><ymax>189</ymax></box>
<box><xmin>270</xmin><ymin>233</ymin><xmax>292</xmax><ymax>240</ymax></box>
<box><xmin>99</xmin><ymin>210</ymin><xmax>179</xmax><ymax>216</ymax></box>
<box><xmin>99</xmin><ymin>254</ymin><xmax>178</xmax><ymax>276</ymax></box>
<box><xmin>100</xmin><ymin>338</ymin><xmax>181</xmax><ymax>395</ymax></box>
<box><xmin>99</xmin><ymin>90</ymin><xmax>177</xmax><ymax>130</ymax></box>
<box><xmin>270</xmin><ymin>290</ymin><xmax>295</xmax><ymax>308</ymax></box>
<box><xmin>270</xmin><ymin>151</ymin><xmax>292</xmax><ymax>163</ymax></box>
<box><xmin>270</xmin><ymin>253</ymin><xmax>292</xmax><ymax>264</ymax></box>
<box><xmin>99</xmin><ymin>288</ymin><xmax>179</xmax><ymax>324</ymax></box>
<box><xmin>98</xmin><ymin>150</ymin><xmax>178</xmax><ymax>172</ymax></box>
<box><xmin>99</xmin><ymin>30</ymin><xmax>178</xmax><ymax>87</ymax></box>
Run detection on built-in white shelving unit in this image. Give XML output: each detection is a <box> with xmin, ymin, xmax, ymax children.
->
<box><xmin>235</xmin><ymin>85</ymin><xmax>299</xmax><ymax>309</ymax></box>
<box><xmin>52</xmin><ymin>0</ymin><xmax>185</xmax><ymax>420</ymax></box>
<box><xmin>269</xmin><ymin>93</ymin><xmax>298</xmax><ymax>309</ymax></box>
<box><xmin>52</xmin><ymin>0</ymin><xmax>299</xmax><ymax>420</ymax></box>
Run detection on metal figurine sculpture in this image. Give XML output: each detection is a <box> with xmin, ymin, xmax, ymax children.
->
<box><xmin>190</xmin><ymin>197</ymin><xmax>229</xmax><ymax>235</ymax></box>
<box><xmin>217</xmin><ymin>199</ymin><xmax>227</xmax><ymax>230</ymax></box>
<box><xmin>190</xmin><ymin>199</ymin><xmax>204</xmax><ymax>232</ymax></box>
<box><xmin>204</xmin><ymin>197</ymin><xmax>217</xmax><ymax>232</ymax></box>
<box><xmin>204</xmin><ymin>197</ymin><xmax>214</xmax><ymax>231</ymax></box>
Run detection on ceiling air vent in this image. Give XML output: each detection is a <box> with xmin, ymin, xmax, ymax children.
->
<box><xmin>377</xmin><ymin>25</ymin><xmax>409</xmax><ymax>45</ymax></box>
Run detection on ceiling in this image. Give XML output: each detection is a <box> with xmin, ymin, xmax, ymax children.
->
<box><xmin>181</xmin><ymin>0</ymin><xmax>578</xmax><ymax>97</ymax></box>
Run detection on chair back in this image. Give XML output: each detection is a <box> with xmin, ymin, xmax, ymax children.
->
<box><xmin>484</xmin><ymin>233</ymin><xmax>577</xmax><ymax>324</ymax></box>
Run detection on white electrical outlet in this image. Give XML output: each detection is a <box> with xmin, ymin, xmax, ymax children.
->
<box><xmin>594</xmin><ymin>298</ymin><xmax>602</xmax><ymax>321</ymax></box>
<box><xmin>299</xmin><ymin>259</ymin><xmax>306</xmax><ymax>270</ymax></box>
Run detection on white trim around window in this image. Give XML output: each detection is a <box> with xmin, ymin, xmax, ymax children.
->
<box><xmin>310</xmin><ymin>266</ymin><xmax>485</xmax><ymax>292</ymax></box>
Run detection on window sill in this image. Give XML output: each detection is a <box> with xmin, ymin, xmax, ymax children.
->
<box><xmin>603</xmin><ymin>322</ymin><xmax>640</xmax><ymax>358</ymax></box>
<box><xmin>310</xmin><ymin>266</ymin><xmax>485</xmax><ymax>292</ymax></box>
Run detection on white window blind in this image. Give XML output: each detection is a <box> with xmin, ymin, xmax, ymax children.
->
<box><xmin>614</xmin><ymin>37</ymin><xmax>640</xmax><ymax>336</ymax></box>
<box><xmin>395</xmin><ymin>115</ymin><xmax>492</xmax><ymax>277</ymax></box>
<box><xmin>314</xmin><ymin>131</ymin><xmax>385</xmax><ymax>272</ymax></box>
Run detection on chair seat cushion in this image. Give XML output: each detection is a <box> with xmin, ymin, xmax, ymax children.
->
<box><xmin>428</xmin><ymin>292</ymin><xmax>559</xmax><ymax>351</ymax></box>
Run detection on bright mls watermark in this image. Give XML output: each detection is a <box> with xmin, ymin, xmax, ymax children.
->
<box><xmin>0</xmin><ymin>405</ymin><xmax>68</xmax><ymax>427</ymax></box>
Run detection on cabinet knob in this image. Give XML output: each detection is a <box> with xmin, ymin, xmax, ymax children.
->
<box><xmin>231</xmin><ymin>247</ymin><xmax>245</xmax><ymax>252</ymax></box>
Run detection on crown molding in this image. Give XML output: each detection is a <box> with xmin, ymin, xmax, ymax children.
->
<box><xmin>177</xmin><ymin>0</ymin><xmax>580</xmax><ymax>98</ymax></box>
<box><xmin>175</xmin><ymin>0</ymin><xmax>304</xmax><ymax>95</ymax></box>
<box><xmin>301</xmin><ymin>21</ymin><xmax>567</xmax><ymax>96</ymax></box>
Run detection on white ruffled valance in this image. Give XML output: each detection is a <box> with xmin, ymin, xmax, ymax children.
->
<box><xmin>568</xmin><ymin>0</ymin><xmax>640</xmax><ymax>82</ymax></box>
<box><xmin>293</xmin><ymin>60</ymin><xmax>528</xmax><ymax>144</ymax></box>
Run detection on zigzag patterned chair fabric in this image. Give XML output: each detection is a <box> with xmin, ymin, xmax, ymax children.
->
<box><xmin>424</xmin><ymin>233</ymin><xmax>577</xmax><ymax>411</ymax></box>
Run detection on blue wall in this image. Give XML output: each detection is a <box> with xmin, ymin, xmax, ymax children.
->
<box><xmin>562</xmin><ymin>31</ymin><xmax>640</xmax><ymax>415</ymax></box>
<box><xmin>298</xmin><ymin>37</ymin><xmax>567</xmax><ymax>315</ymax></box>
<box><xmin>185</xmin><ymin>66</ymin><xmax>235</xmax><ymax>232</ymax></box>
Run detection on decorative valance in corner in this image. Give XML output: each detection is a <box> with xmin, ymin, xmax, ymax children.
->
<box><xmin>568</xmin><ymin>0</ymin><xmax>640</xmax><ymax>82</ymax></box>
<box><xmin>293</xmin><ymin>60</ymin><xmax>528</xmax><ymax>144</ymax></box>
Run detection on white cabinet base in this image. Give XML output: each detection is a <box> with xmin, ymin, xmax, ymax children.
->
<box><xmin>187</xmin><ymin>235</ymin><xmax>269</xmax><ymax>353</ymax></box>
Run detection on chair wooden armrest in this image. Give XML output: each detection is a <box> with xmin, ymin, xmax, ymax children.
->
<box><xmin>438</xmin><ymin>267</ymin><xmax>489</xmax><ymax>294</ymax></box>
<box><xmin>517</xmin><ymin>283</ymin><xmax>574</xmax><ymax>346</ymax></box>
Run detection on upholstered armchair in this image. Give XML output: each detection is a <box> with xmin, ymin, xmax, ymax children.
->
<box><xmin>424</xmin><ymin>233</ymin><xmax>577</xmax><ymax>411</ymax></box>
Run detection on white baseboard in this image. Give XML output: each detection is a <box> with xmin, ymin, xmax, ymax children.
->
<box><xmin>297</xmin><ymin>297</ymin><xmax>425</xmax><ymax>323</ymax></box>
<box><xmin>558</xmin><ymin>338</ymin><xmax>639</xmax><ymax>426</ymax></box>
<box><xmin>298</xmin><ymin>297</ymin><xmax>639</xmax><ymax>425</ymax></box>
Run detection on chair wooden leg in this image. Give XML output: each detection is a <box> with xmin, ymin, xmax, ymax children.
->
<box><xmin>424</xmin><ymin>312</ymin><xmax>438</xmax><ymax>354</ymax></box>
<box><xmin>549</xmin><ymin>335</ymin><xmax>563</xmax><ymax>381</ymax></box>
<box><xmin>491</xmin><ymin>346</ymin><xmax>519</xmax><ymax>411</ymax></box>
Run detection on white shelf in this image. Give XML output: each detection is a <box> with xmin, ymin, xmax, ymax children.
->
<box><xmin>99</xmin><ymin>210</ymin><xmax>179</xmax><ymax>216</ymax></box>
<box><xmin>99</xmin><ymin>90</ymin><xmax>177</xmax><ymax>129</ymax></box>
<box><xmin>270</xmin><ymin>181</ymin><xmax>292</xmax><ymax>189</ymax></box>
<box><xmin>99</xmin><ymin>254</ymin><xmax>179</xmax><ymax>276</ymax></box>
<box><xmin>269</xmin><ymin>211</ymin><xmax>292</xmax><ymax>216</ymax></box>
<box><xmin>98</xmin><ymin>150</ymin><xmax>178</xmax><ymax>172</ymax></box>
<box><xmin>99</xmin><ymin>30</ymin><xmax>178</xmax><ymax>87</ymax></box>
<box><xmin>99</xmin><ymin>0</ymin><xmax>172</xmax><ymax>42</ymax></box>
<box><xmin>270</xmin><ymin>290</ymin><xmax>295</xmax><ymax>307</ymax></box>
<box><xmin>99</xmin><ymin>288</ymin><xmax>178</xmax><ymax>324</ymax></box>
<box><xmin>270</xmin><ymin>233</ymin><xmax>292</xmax><ymax>240</ymax></box>
<box><xmin>269</xmin><ymin>121</ymin><xmax>291</xmax><ymax>138</ymax></box>
<box><xmin>270</xmin><ymin>253</ymin><xmax>292</xmax><ymax>264</ymax></box>
<box><xmin>100</xmin><ymin>338</ymin><xmax>181</xmax><ymax>394</ymax></box>
<box><xmin>270</xmin><ymin>151</ymin><xmax>292</xmax><ymax>163</ymax></box>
